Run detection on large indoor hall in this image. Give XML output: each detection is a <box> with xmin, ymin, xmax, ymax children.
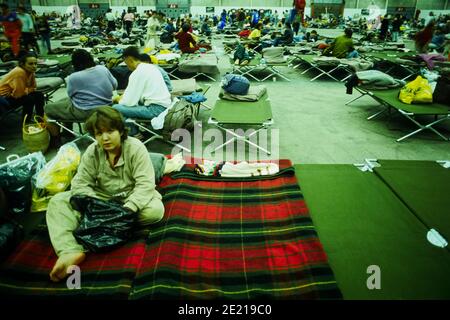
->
<box><xmin>0</xmin><ymin>0</ymin><xmax>449</xmax><ymax>301</ymax></box>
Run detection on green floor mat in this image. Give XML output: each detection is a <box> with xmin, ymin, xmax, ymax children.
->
<box><xmin>295</xmin><ymin>164</ymin><xmax>450</xmax><ymax>299</ymax></box>
<box><xmin>374</xmin><ymin>160</ymin><xmax>450</xmax><ymax>243</ymax></box>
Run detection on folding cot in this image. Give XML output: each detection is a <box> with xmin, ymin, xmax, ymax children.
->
<box><xmin>35</xmin><ymin>77</ymin><xmax>65</xmax><ymax>102</ymax></box>
<box><xmin>295</xmin><ymin>161</ymin><xmax>450</xmax><ymax>299</ymax></box>
<box><xmin>125</xmin><ymin>79</ymin><xmax>211</xmax><ymax>144</ymax></box>
<box><xmin>208</xmin><ymin>93</ymin><xmax>274</xmax><ymax>155</ymax></box>
<box><xmin>372</xmin><ymin>159</ymin><xmax>450</xmax><ymax>246</ymax></box>
<box><xmin>158</xmin><ymin>61</ymin><xmax>181</xmax><ymax>80</ymax></box>
<box><xmin>124</xmin><ymin>117</ymin><xmax>191</xmax><ymax>152</ymax></box>
<box><xmin>0</xmin><ymin>76</ymin><xmax>64</xmax><ymax>123</ymax></box>
<box><xmin>223</xmin><ymin>38</ymin><xmax>239</xmax><ymax>54</ymax></box>
<box><xmin>231</xmin><ymin>54</ymin><xmax>291</xmax><ymax>82</ymax></box>
<box><xmin>360</xmin><ymin>88</ymin><xmax>450</xmax><ymax>142</ymax></box>
<box><xmin>293</xmin><ymin>54</ymin><xmax>354</xmax><ymax>82</ymax></box>
<box><xmin>362</xmin><ymin>51</ymin><xmax>423</xmax><ymax>81</ymax></box>
<box><xmin>177</xmin><ymin>53</ymin><xmax>219</xmax><ymax>81</ymax></box>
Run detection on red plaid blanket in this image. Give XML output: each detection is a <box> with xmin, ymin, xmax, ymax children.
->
<box><xmin>130</xmin><ymin>160</ymin><xmax>341</xmax><ymax>299</ymax></box>
<box><xmin>0</xmin><ymin>160</ymin><xmax>341</xmax><ymax>299</ymax></box>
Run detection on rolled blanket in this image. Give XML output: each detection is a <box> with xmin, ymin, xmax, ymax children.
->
<box><xmin>219</xmin><ymin>85</ymin><xmax>267</xmax><ymax>102</ymax></box>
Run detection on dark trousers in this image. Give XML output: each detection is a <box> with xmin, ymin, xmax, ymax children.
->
<box><xmin>124</xmin><ymin>21</ymin><xmax>132</xmax><ymax>35</ymax></box>
<box><xmin>6</xmin><ymin>91</ymin><xmax>45</xmax><ymax>122</ymax></box>
<box><xmin>41</xmin><ymin>33</ymin><xmax>51</xmax><ymax>52</ymax></box>
<box><xmin>107</xmin><ymin>21</ymin><xmax>116</xmax><ymax>33</ymax></box>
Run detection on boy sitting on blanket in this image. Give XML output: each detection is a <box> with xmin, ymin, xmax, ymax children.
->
<box><xmin>46</xmin><ymin>107</ymin><xmax>164</xmax><ymax>282</ymax></box>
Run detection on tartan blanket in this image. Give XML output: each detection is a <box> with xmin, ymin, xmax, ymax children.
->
<box><xmin>0</xmin><ymin>160</ymin><xmax>341</xmax><ymax>299</ymax></box>
<box><xmin>0</xmin><ymin>225</ymin><xmax>146</xmax><ymax>299</ymax></box>
<box><xmin>130</xmin><ymin>160</ymin><xmax>341</xmax><ymax>299</ymax></box>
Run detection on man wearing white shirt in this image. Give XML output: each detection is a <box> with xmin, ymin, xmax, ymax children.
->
<box><xmin>112</xmin><ymin>46</ymin><xmax>171</xmax><ymax>137</ymax></box>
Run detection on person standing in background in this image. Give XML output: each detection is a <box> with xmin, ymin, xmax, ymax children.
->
<box><xmin>123</xmin><ymin>9</ymin><xmax>134</xmax><ymax>36</ymax></box>
<box><xmin>36</xmin><ymin>13</ymin><xmax>52</xmax><ymax>54</ymax></box>
<box><xmin>391</xmin><ymin>14</ymin><xmax>403</xmax><ymax>42</ymax></box>
<box><xmin>293</xmin><ymin>0</ymin><xmax>306</xmax><ymax>25</ymax></box>
<box><xmin>0</xmin><ymin>3</ymin><xmax>22</xmax><ymax>58</ymax></box>
<box><xmin>17</xmin><ymin>6</ymin><xmax>38</xmax><ymax>53</ymax></box>
<box><xmin>105</xmin><ymin>8</ymin><xmax>115</xmax><ymax>33</ymax></box>
<box><xmin>415</xmin><ymin>21</ymin><xmax>435</xmax><ymax>53</ymax></box>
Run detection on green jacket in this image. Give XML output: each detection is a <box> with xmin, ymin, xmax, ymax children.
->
<box><xmin>70</xmin><ymin>136</ymin><xmax>161</xmax><ymax>213</ymax></box>
<box><xmin>324</xmin><ymin>35</ymin><xmax>354</xmax><ymax>58</ymax></box>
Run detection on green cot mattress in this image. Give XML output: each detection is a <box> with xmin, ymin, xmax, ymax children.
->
<box><xmin>295</xmin><ymin>164</ymin><xmax>450</xmax><ymax>299</ymax></box>
<box><xmin>374</xmin><ymin>160</ymin><xmax>450</xmax><ymax>243</ymax></box>
<box><xmin>211</xmin><ymin>99</ymin><xmax>272</xmax><ymax>124</ymax></box>
<box><xmin>372</xmin><ymin>89</ymin><xmax>449</xmax><ymax>115</ymax></box>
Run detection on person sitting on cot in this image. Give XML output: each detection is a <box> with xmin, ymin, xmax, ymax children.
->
<box><xmin>0</xmin><ymin>52</ymin><xmax>44</xmax><ymax>122</ymax></box>
<box><xmin>112</xmin><ymin>46</ymin><xmax>172</xmax><ymax>139</ymax></box>
<box><xmin>322</xmin><ymin>28</ymin><xmax>355</xmax><ymax>58</ymax></box>
<box><xmin>46</xmin><ymin>107</ymin><xmax>165</xmax><ymax>282</ymax></box>
<box><xmin>233</xmin><ymin>43</ymin><xmax>250</xmax><ymax>66</ymax></box>
<box><xmin>175</xmin><ymin>23</ymin><xmax>199</xmax><ymax>53</ymax></box>
<box><xmin>44</xmin><ymin>49</ymin><xmax>118</xmax><ymax>126</ymax></box>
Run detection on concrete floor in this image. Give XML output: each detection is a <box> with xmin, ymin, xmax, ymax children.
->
<box><xmin>1</xmin><ymin>28</ymin><xmax>449</xmax><ymax>165</ymax></box>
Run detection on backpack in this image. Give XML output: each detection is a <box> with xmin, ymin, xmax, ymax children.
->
<box><xmin>433</xmin><ymin>75</ymin><xmax>450</xmax><ymax>106</ymax></box>
<box><xmin>221</xmin><ymin>74</ymin><xmax>250</xmax><ymax>95</ymax></box>
<box><xmin>162</xmin><ymin>99</ymin><xmax>196</xmax><ymax>138</ymax></box>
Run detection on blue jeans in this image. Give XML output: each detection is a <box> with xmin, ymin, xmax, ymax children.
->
<box><xmin>347</xmin><ymin>50</ymin><xmax>359</xmax><ymax>59</ymax></box>
<box><xmin>112</xmin><ymin>103</ymin><xmax>166</xmax><ymax>135</ymax></box>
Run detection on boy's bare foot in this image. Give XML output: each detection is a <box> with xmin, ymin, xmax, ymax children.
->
<box><xmin>49</xmin><ymin>252</ymin><xmax>86</xmax><ymax>282</ymax></box>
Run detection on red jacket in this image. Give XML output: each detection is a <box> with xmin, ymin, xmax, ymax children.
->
<box><xmin>175</xmin><ymin>31</ymin><xmax>196</xmax><ymax>53</ymax></box>
<box><xmin>293</xmin><ymin>0</ymin><xmax>306</xmax><ymax>11</ymax></box>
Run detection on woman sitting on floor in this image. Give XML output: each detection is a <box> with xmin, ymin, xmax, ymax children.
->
<box><xmin>0</xmin><ymin>52</ymin><xmax>44</xmax><ymax>122</ymax></box>
<box><xmin>46</xmin><ymin>107</ymin><xmax>165</xmax><ymax>282</ymax></box>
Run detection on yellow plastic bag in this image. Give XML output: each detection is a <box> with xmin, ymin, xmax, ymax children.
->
<box><xmin>150</xmin><ymin>55</ymin><xmax>158</xmax><ymax>64</ymax></box>
<box><xmin>35</xmin><ymin>142</ymin><xmax>81</xmax><ymax>194</ymax></box>
<box><xmin>413</xmin><ymin>78</ymin><xmax>433</xmax><ymax>103</ymax></box>
<box><xmin>30</xmin><ymin>188</ymin><xmax>53</xmax><ymax>213</ymax></box>
<box><xmin>399</xmin><ymin>76</ymin><xmax>433</xmax><ymax>104</ymax></box>
<box><xmin>31</xmin><ymin>143</ymin><xmax>81</xmax><ymax>211</ymax></box>
<box><xmin>30</xmin><ymin>143</ymin><xmax>81</xmax><ymax>212</ymax></box>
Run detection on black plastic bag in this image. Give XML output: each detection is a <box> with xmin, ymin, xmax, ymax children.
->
<box><xmin>433</xmin><ymin>75</ymin><xmax>450</xmax><ymax>106</ymax></box>
<box><xmin>0</xmin><ymin>153</ymin><xmax>46</xmax><ymax>214</ymax></box>
<box><xmin>0</xmin><ymin>218</ymin><xmax>24</xmax><ymax>261</ymax></box>
<box><xmin>71</xmin><ymin>195</ymin><xmax>137</xmax><ymax>253</ymax></box>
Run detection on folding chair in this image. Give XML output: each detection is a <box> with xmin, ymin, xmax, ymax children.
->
<box><xmin>364</xmin><ymin>89</ymin><xmax>450</xmax><ymax>142</ymax></box>
<box><xmin>208</xmin><ymin>96</ymin><xmax>273</xmax><ymax>155</ymax></box>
